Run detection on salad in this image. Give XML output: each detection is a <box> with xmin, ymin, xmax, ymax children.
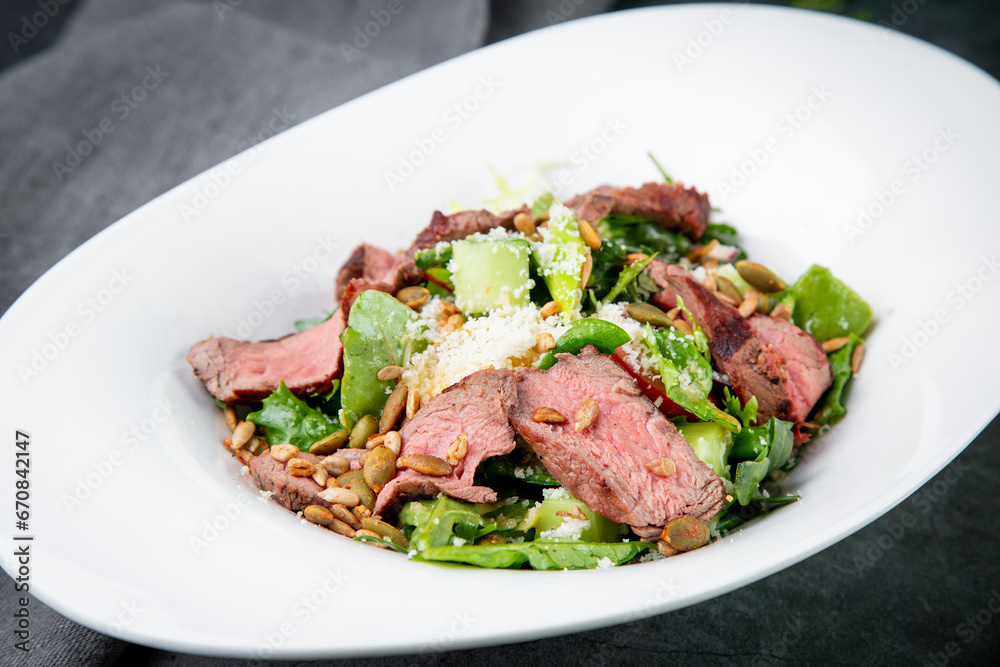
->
<box><xmin>187</xmin><ymin>163</ymin><xmax>871</xmax><ymax>570</ymax></box>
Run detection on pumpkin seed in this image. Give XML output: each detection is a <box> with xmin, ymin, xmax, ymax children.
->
<box><xmin>578</xmin><ymin>220</ymin><xmax>602</xmax><ymax>250</ymax></box>
<box><xmin>540</xmin><ymin>300</ymin><xmax>562</xmax><ymax>319</ymax></box>
<box><xmin>343</xmin><ymin>477</ymin><xmax>375</xmax><ymax>510</ymax></box>
<box><xmin>574</xmin><ymin>398</ymin><xmax>599</xmax><ymax>432</ymax></box>
<box><xmin>287</xmin><ymin>458</ymin><xmax>315</xmax><ymax>477</ymax></box>
<box><xmin>513</xmin><ymin>212</ymin><xmax>537</xmax><ymax>236</ymax></box>
<box><xmin>319</xmin><ymin>488</ymin><xmax>361</xmax><ymax>507</ymax></box>
<box><xmin>309</xmin><ymin>428</ymin><xmax>349</xmax><ymax>455</ymax></box>
<box><xmin>303</xmin><ymin>505</ymin><xmax>334</xmax><ymax>526</ymax></box>
<box><xmin>380</xmin><ymin>383</ymin><xmax>408</xmax><ymax>434</ymax></box>
<box><xmin>625</xmin><ymin>302</ymin><xmax>672</xmax><ymax>327</ymax></box>
<box><xmin>661</xmin><ymin>516</ymin><xmax>710</xmax><ymax>552</ymax></box>
<box><xmin>349</xmin><ymin>414</ymin><xmax>378</xmax><ymax>449</ymax></box>
<box><xmin>715</xmin><ymin>275</ymin><xmax>743</xmax><ymax>303</ymax></box>
<box><xmin>735</xmin><ymin>260</ymin><xmax>785</xmax><ymax>293</ymax></box>
<box><xmin>320</xmin><ymin>455</ymin><xmax>350</xmax><ymax>476</ymax></box>
<box><xmin>270</xmin><ymin>443</ymin><xmax>299</xmax><ymax>463</ymax></box>
<box><xmin>398</xmin><ymin>453</ymin><xmax>452</xmax><ymax>476</ymax></box>
<box><xmin>532</xmin><ymin>407</ymin><xmax>567</xmax><ymax>423</ymax></box>
<box><xmin>231</xmin><ymin>421</ymin><xmax>256</xmax><ymax>450</ymax></box>
<box><xmin>396</xmin><ymin>285</ymin><xmax>430</xmax><ymax>309</ymax></box>
<box><xmin>363</xmin><ymin>445</ymin><xmax>396</xmax><ymax>493</ymax></box>
<box><xmin>360</xmin><ymin>517</ymin><xmax>409</xmax><ymax>548</ymax></box>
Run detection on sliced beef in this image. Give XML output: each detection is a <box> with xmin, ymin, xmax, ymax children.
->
<box><xmin>249</xmin><ymin>452</ymin><xmax>329</xmax><ymax>512</ymax></box>
<box><xmin>373</xmin><ymin>369</ymin><xmax>518</xmax><ymax>516</ymax></box>
<box><xmin>509</xmin><ymin>346</ymin><xmax>726</xmax><ymax>534</ymax></box>
<box><xmin>186</xmin><ymin>309</ymin><xmax>346</xmax><ymax>404</ymax></box>
<box><xmin>565</xmin><ymin>182</ymin><xmax>711</xmax><ymax>241</ymax></box>
<box><xmin>646</xmin><ymin>259</ymin><xmax>832</xmax><ymax>423</ymax></box>
<box><xmin>334</xmin><ymin>243</ymin><xmax>422</xmax><ymax>302</ymax></box>
<box><xmin>409</xmin><ymin>206</ymin><xmax>528</xmax><ymax>252</ymax></box>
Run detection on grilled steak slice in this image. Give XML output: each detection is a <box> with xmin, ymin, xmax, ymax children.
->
<box><xmin>646</xmin><ymin>259</ymin><xmax>832</xmax><ymax>423</ymax></box>
<box><xmin>409</xmin><ymin>206</ymin><xmax>529</xmax><ymax>252</ymax></box>
<box><xmin>335</xmin><ymin>243</ymin><xmax>422</xmax><ymax>302</ymax></box>
<box><xmin>373</xmin><ymin>369</ymin><xmax>518</xmax><ymax>516</ymax></box>
<box><xmin>249</xmin><ymin>452</ymin><xmax>329</xmax><ymax>512</ymax></box>
<box><xmin>564</xmin><ymin>182</ymin><xmax>711</xmax><ymax>241</ymax></box>
<box><xmin>510</xmin><ymin>346</ymin><xmax>726</xmax><ymax>534</ymax></box>
<box><xmin>186</xmin><ymin>309</ymin><xmax>346</xmax><ymax>404</ymax></box>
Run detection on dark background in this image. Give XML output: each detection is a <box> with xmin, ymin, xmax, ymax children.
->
<box><xmin>1</xmin><ymin>1</ymin><xmax>998</xmax><ymax>665</ymax></box>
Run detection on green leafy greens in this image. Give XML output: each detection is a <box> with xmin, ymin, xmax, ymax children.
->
<box><xmin>247</xmin><ymin>381</ymin><xmax>340</xmax><ymax>451</ymax></box>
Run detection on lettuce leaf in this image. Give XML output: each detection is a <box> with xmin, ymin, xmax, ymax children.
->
<box><xmin>791</xmin><ymin>265</ymin><xmax>872</xmax><ymax>341</ymax></box>
<box><xmin>399</xmin><ymin>496</ymin><xmax>495</xmax><ymax>551</ymax></box>
<box><xmin>538</xmin><ymin>319</ymin><xmax>631</xmax><ymax>370</ymax></box>
<box><xmin>722</xmin><ymin>389</ymin><xmax>794</xmax><ymax>505</ymax></box>
<box><xmin>247</xmin><ymin>381</ymin><xmax>340</xmax><ymax>450</ymax></box>
<box><xmin>812</xmin><ymin>333</ymin><xmax>863</xmax><ymax>426</ymax></box>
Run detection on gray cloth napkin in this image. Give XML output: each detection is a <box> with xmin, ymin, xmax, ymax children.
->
<box><xmin>0</xmin><ymin>1</ymin><xmax>998</xmax><ymax>666</ymax></box>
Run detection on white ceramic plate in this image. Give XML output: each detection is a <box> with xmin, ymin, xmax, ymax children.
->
<box><xmin>2</xmin><ymin>4</ymin><xmax>999</xmax><ymax>659</ymax></box>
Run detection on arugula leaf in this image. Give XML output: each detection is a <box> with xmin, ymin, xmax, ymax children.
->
<box><xmin>417</xmin><ymin>541</ymin><xmax>652</xmax><ymax>570</ymax></box>
<box><xmin>305</xmin><ymin>380</ymin><xmax>341</xmax><ymax>417</ymax></box>
<box><xmin>602</xmin><ymin>253</ymin><xmax>656</xmax><ymax>304</ymax></box>
<box><xmin>247</xmin><ymin>381</ymin><xmax>340</xmax><ymax>450</ymax></box>
<box><xmin>812</xmin><ymin>333</ymin><xmax>863</xmax><ymax>425</ymax></box>
<box><xmin>644</xmin><ymin>325</ymin><xmax>739</xmax><ymax>432</ymax></box>
<box><xmin>722</xmin><ymin>389</ymin><xmax>794</xmax><ymax>504</ymax></box>
<box><xmin>399</xmin><ymin>496</ymin><xmax>495</xmax><ymax>551</ymax></box>
<box><xmin>538</xmin><ymin>319</ymin><xmax>631</xmax><ymax>370</ymax></box>
<box><xmin>339</xmin><ymin>290</ymin><xmax>423</xmax><ymax>429</ymax></box>
<box><xmin>647</xmin><ymin>151</ymin><xmax>673</xmax><ymax>184</ymax></box>
<box><xmin>597</xmin><ymin>215</ymin><xmax>691</xmax><ymax>263</ymax></box>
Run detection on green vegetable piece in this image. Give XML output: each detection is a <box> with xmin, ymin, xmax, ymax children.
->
<box><xmin>645</xmin><ymin>324</ymin><xmax>739</xmax><ymax>432</ymax></box>
<box><xmin>721</xmin><ymin>389</ymin><xmax>794</xmax><ymax>505</ymax></box>
<box><xmin>531</xmin><ymin>192</ymin><xmax>556</xmax><ymax>219</ymax></box>
<box><xmin>792</xmin><ymin>264</ymin><xmax>872</xmax><ymax>341</ymax></box>
<box><xmin>339</xmin><ymin>290</ymin><xmax>421</xmax><ymax>430</ymax></box>
<box><xmin>677</xmin><ymin>421</ymin><xmax>733</xmax><ymax>480</ymax></box>
<box><xmin>477</xmin><ymin>456</ymin><xmax>559</xmax><ymax>486</ymax></box>
<box><xmin>400</xmin><ymin>496</ymin><xmax>492</xmax><ymax>551</ymax></box>
<box><xmin>424</xmin><ymin>267</ymin><xmax>453</xmax><ymax>297</ymax></box>
<box><xmin>647</xmin><ymin>151</ymin><xmax>673</xmax><ymax>184</ymax></box>
<box><xmin>414</xmin><ymin>244</ymin><xmax>453</xmax><ymax>269</ymax></box>
<box><xmin>733</xmin><ymin>457</ymin><xmax>771</xmax><ymax>506</ymax></box>
<box><xmin>518</xmin><ymin>491</ymin><xmax>621</xmax><ymax>543</ymax></box>
<box><xmin>247</xmin><ymin>381</ymin><xmax>340</xmax><ymax>451</ymax></box>
<box><xmin>417</xmin><ymin>541</ymin><xmax>652</xmax><ymax>570</ymax></box>
<box><xmin>294</xmin><ymin>311</ymin><xmax>332</xmax><ymax>332</ymax></box>
<box><xmin>538</xmin><ymin>319</ymin><xmax>631</xmax><ymax>370</ymax></box>
<box><xmin>450</xmin><ymin>237</ymin><xmax>533</xmax><ymax>315</ymax></box>
<box><xmin>602</xmin><ymin>253</ymin><xmax>657</xmax><ymax>304</ymax></box>
<box><xmin>533</xmin><ymin>203</ymin><xmax>589</xmax><ymax>322</ymax></box>
<box><xmin>812</xmin><ymin>333</ymin><xmax>864</xmax><ymax>425</ymax></box>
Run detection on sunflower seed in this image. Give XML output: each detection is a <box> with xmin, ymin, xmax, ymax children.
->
<box><xmin>822</xmin><ymin>336</ymin><xmax>851</xmax><ymax>353</ymax></box>
<box><xmin>851</xmin><ymin>340</ymin><xmax>865</xmax><ymax>374</ymax></box>
<box><xmin>738</xmin><ymin>296</ymin><xmax>758</xmax><ymax>318</ymax></box>
<box><xmin>231</xmin><ymin>421</ymin><xmax>256</xmax><ymax>450</ymax></box>
<box><xmin>574</xmin><ymin>398</ymin><xmax>599</xmax><ymax>432</ymax></box>
<box><xmin>513</xmin><ymin>212</ymin><xmax>537</xmax><ymax>236</ymax></box>
<box><xmin>578</xmin><ymin>220</ymin><xmax>602</xmax><ymax>250</ymax></box>
<box><xmin>446</xmin><ymin>433</ymin><xmax>469</xmax><ymax>466</ymax></box>
<box><xmin>645</xmin><ymin>457</ymin><xmax>676</xmax><ymax>477</ymax></box>
<box><xmin>223</xmin><ymin>405</ymin><xmax>238</xmax><ymax>431</ymax></box>
<box><xmin>540</xmin><ymin>300</ymin><xmax>562</xmax><ymax>319</ymax></box>
<box><xmin>380</xmin><ymin>383</ymin><xmax>408</xmax><ymax>434</ymax></box>
<box><xmin>270</xmin><ymin>443</ymin><xmax>299</xmax><ymax>463</ymax></box>
<box><xmin>532</xmin><ymin>407</ymin><xmax>567</xmax><ymax>423</ymax></box>
<box><xmin>319</xmin><ymin>486</ymin><xmax>361</xmax><ymax>508</ymax></box>
<box><xmin>535</xmin><ymin>332</ymin><xmax>556</xmax><ymax>353</ymax></box>
<box><xmin>286</xmin><ymin>458</ymin><xmax>315</xmax><ymax>477</ymax></box>
<box><xmin>377</xmin><ymin>365</ymin><xmax>405</xmax><ymax>381</ymax></box>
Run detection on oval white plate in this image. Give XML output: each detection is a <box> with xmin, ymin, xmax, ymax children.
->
<box><xmin>2</xmin><ymin>4</ymin><xmax>999</xmax><ymax>659</ymax></box>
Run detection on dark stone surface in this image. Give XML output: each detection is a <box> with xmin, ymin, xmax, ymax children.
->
<box><xmin>0</xmin><ymin>1</ymin><xmax>997</xmax><ymax>666</ymax></box>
